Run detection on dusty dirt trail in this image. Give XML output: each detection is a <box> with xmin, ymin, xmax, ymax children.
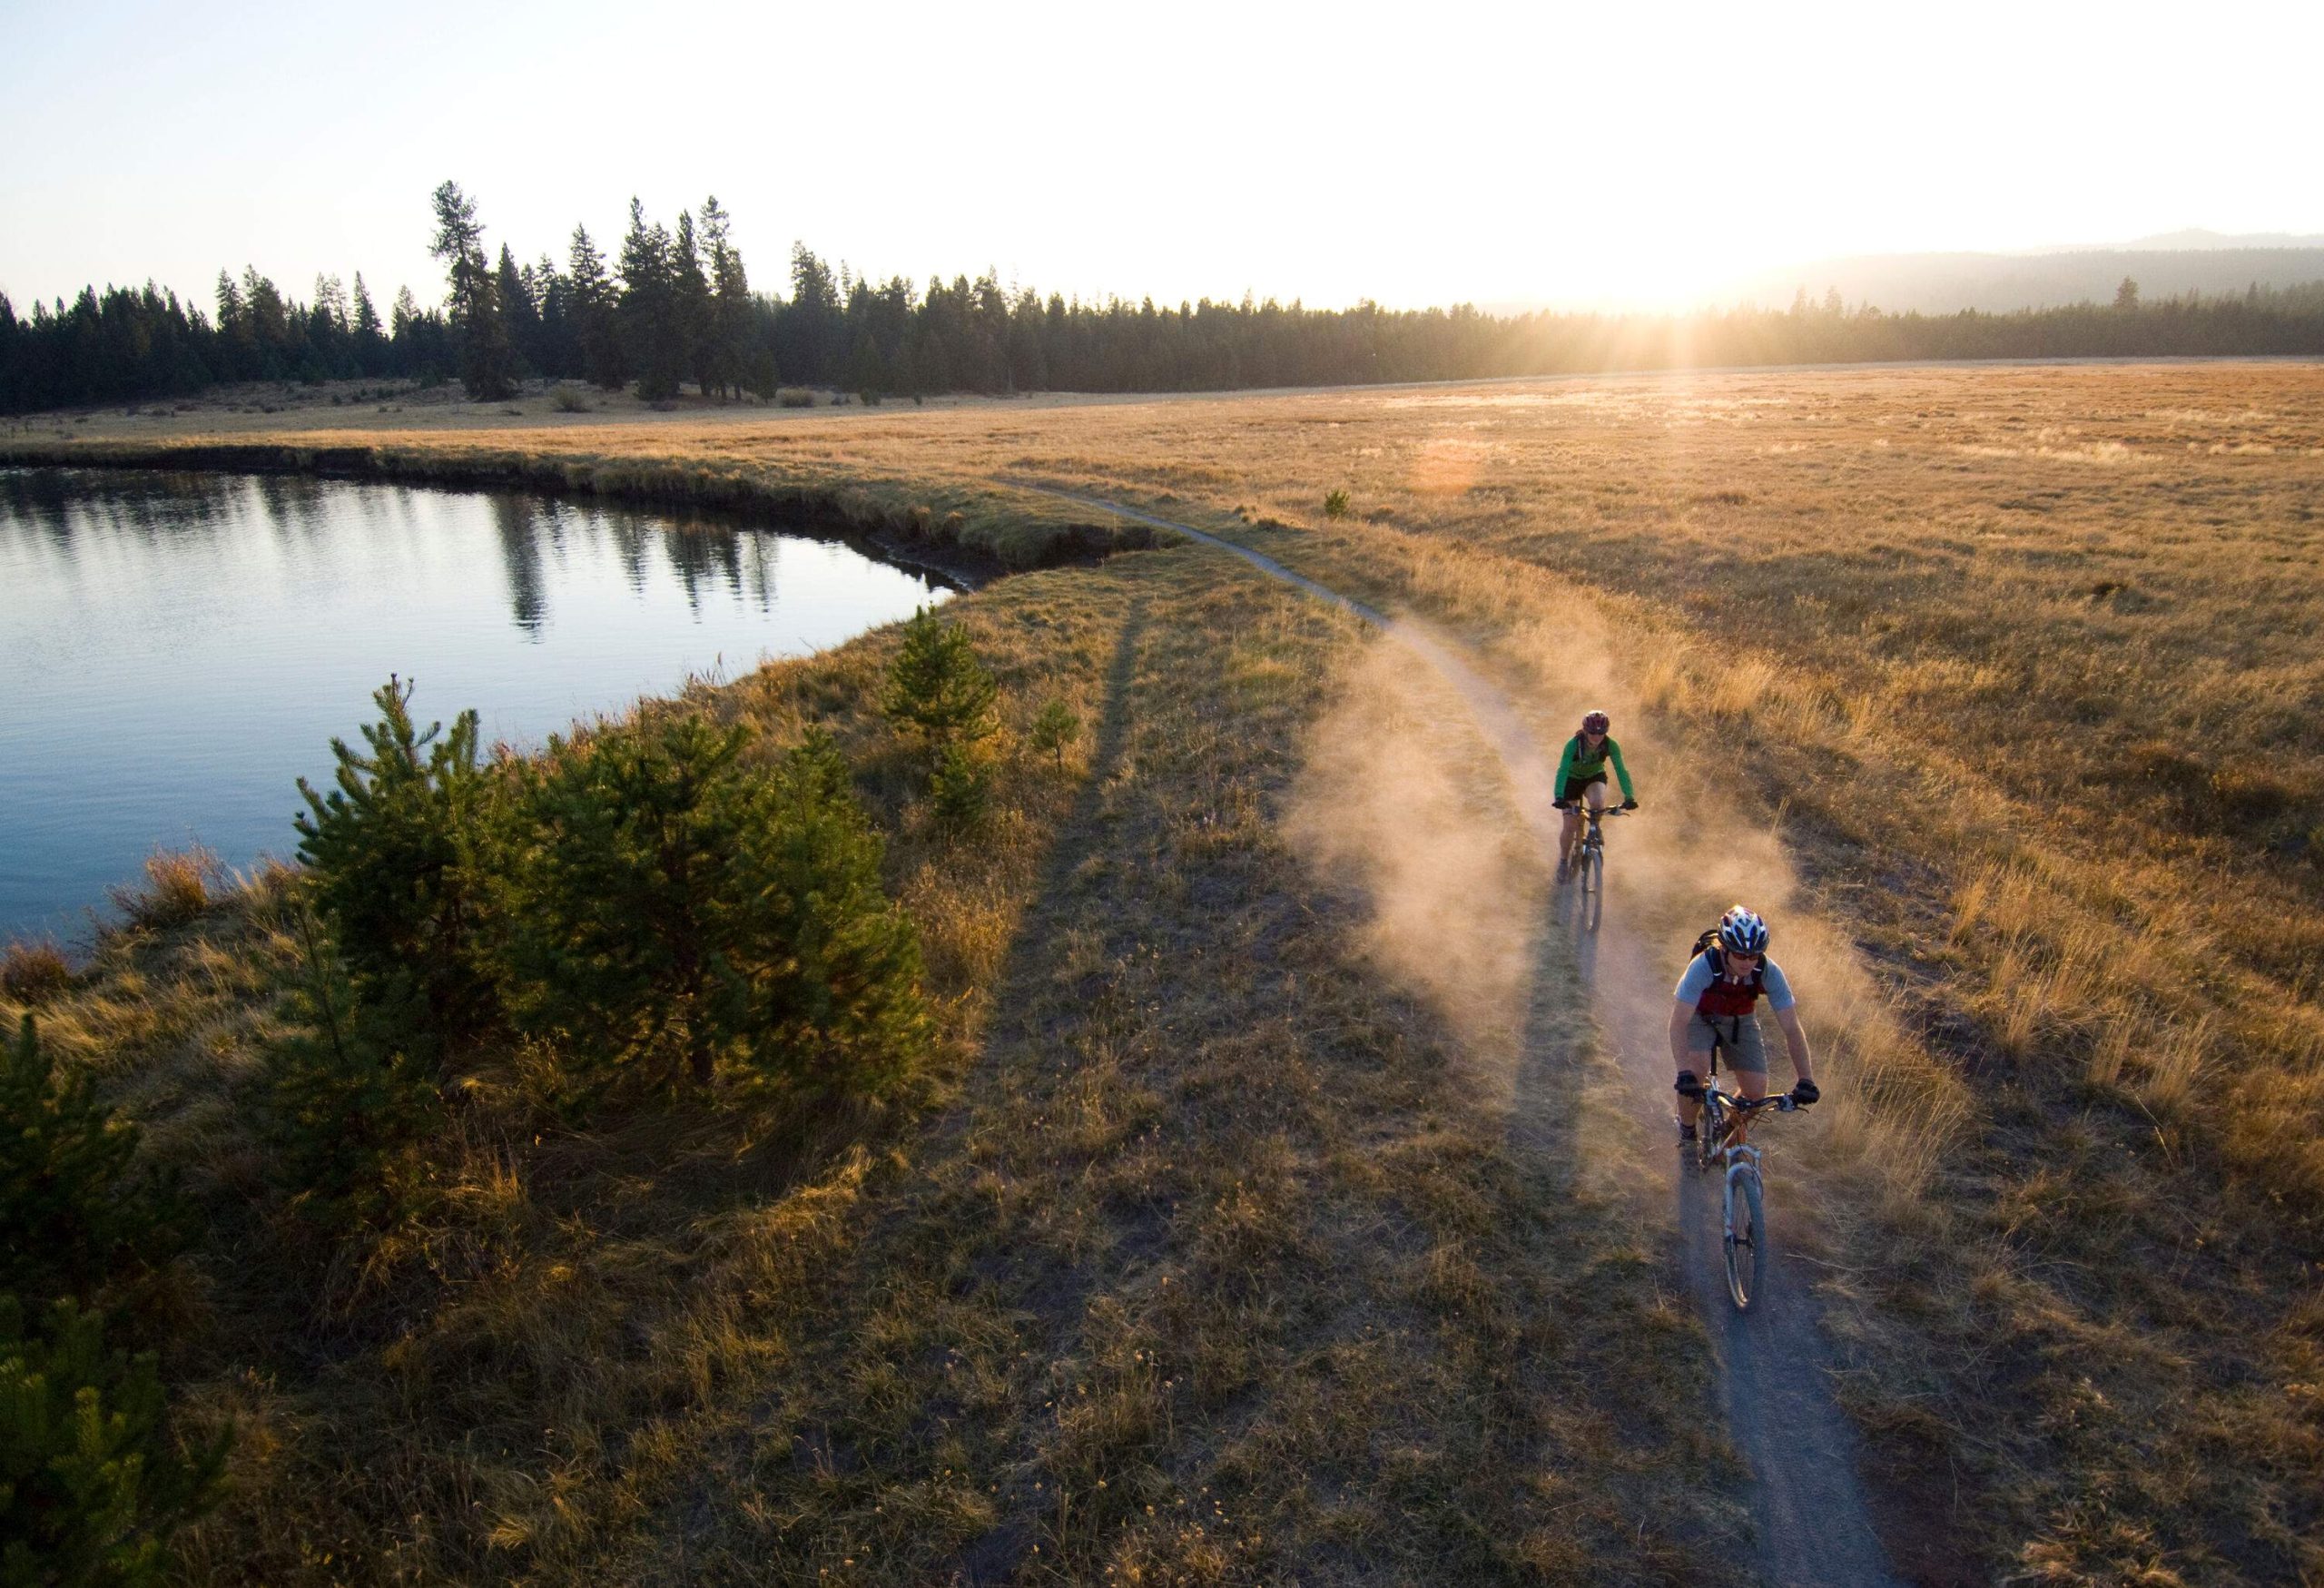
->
<box><xmin>1026</xmin><ymin>487</ymin><xmax>1905</xmax><ymax>1587</ymax></box>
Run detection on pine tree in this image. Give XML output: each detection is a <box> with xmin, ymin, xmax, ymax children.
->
<box><xmin>882</xmin><ymin>607</ymin><xmax>1000</xmax><ymax>833</ymax></box>
<box><xmin>698</xmin><ymin>196</ymin><xmax>752</xmax><ymax>400</ymax></box>
<box><xmin>882</xmin><ymin>607</ymin><xmax>1000</xmax><ymax>757</ymax></box>
<box><xmin>718</xmin><ymin>732</ymin><xmax>930</xmax><ymax>1100</ymax></box>
<box><xmin>497</xmin><ymin>243</ymin><xmax>538</xmax><ymax>378</ymax></box>
<box><xmin>428</xmin><ymin>179</ymin><xmax>517</xmax><ymax>399</ymax></box>
<box><xmin>847</xmin><ymin>332</ymin><xmax>887</xmax><ymax>403</ymax></box>
<box><xmin>672</xmin><ymin>208</ymin><xmax>713</xmax><ymax>397</ymax></box>
<box><xmin>617</xmin><ymin>199</ymin><xmax>682</xmax><ymax>400</ymax></box>
<box><xmin>567</xmin><ymin>223</ymin><xmax>624</xmax><ymax>390</ymax></box>
<box><xmin>294</xmin><ymin>675</ymin><xmax>497</xmax><ymax>1064</ymax></box>
<box><xmin>1</xmin><ymin>1015</ymin><xmax>179</xmax><ymax>1304</ymax></box>
<box><xmin>532</xmin><ymin>252</ymin><xmax>575</xmax><ymax>380</ymax></box>
<box><xmin>497</xmin><ymin>718</ymin><xmax>927</xmax><ymax>1100</ymax></box>
<box><xmin>350</xmin><ymin>272</ymin><xmax>387</xmax><ymax>376</ymax></box>
<box><xmin>498</xmin><ymin>714</ymin><xmax>753</xmax><ymax>1093</ymax></box>
<box><xmin>1029</xmin><ymin>697</ymin><xmax>1082</xmax><ymax>771</ymax></box>
<box><xmin>261</xmin><ymin>913</ymin><xmax>443</xmax><ymax>1232</ymax></box>
<box><xmin>0</xmin><ymin>1296</ymin><xmax>228</xmax><ymax>1587</ymax></box>
<box><xmin>788</xmin><ymin>243</ymin><xmax>842</xmax><ymax>386</ymax></box>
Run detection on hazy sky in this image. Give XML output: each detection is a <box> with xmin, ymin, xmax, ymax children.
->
<box><xmin>4</xmin><ymin>0</ymin><xmax>2319</xmax><ymax>316</ymax></box>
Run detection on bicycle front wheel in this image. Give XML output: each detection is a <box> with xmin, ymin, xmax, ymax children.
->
<box><xmin>1724</xmin><ymin>1166</ymin><xmax>1767</xmax><ymax>1310</ymax></box>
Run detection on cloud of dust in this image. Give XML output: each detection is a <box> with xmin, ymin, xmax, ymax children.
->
<box><xmin>1293</xmin><ymin>539</ymin><xmax>1973</xmax><ymax>1191</ymax></box>
<box><xmin>1473</xmin><ymin>570</ymin><xmax>1970</xmax><ymax>1189</ymax></box>
<box><xmin>1282</xmin><ymin>626</ymin><xmax>1548</xmax><ymax>1086</ymax></box>
<box><xmin>1278</xmin><ymin>542</ymin><xmax>1966</xmax><ymax>1194</ymax></box>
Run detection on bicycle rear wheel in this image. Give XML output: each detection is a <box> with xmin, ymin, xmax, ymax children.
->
<box><xmin>1724</xmin><ymin>1166</ymin><xmax>1767</xmax><ymax>1309</ymax></box>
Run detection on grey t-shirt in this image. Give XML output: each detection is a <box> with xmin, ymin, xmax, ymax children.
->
<box><xmin>1673</xmin><ymin>952</ymin><xmax>1796</xmax><ymax>1012</ymax></box>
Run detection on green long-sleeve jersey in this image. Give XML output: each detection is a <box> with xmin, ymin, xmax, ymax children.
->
<box><xmin>1553</xmin><ymin>734</ymin><xmax>1634</xmax><ymax>800</ymax></box>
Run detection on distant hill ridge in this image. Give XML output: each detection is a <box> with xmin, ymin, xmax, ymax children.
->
<box><xmin>1722</xmin><ymin>230</ymin><xmax>2324</xmax><ymax>315</ymax></box>
<box><xmin>2103</xmin><ymin>228</ymin><xmax>2324</xmax><ymax>252</ymax></box>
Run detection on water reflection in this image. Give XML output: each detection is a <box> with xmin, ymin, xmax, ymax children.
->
<box><xmin>491</xmin><ymin>494</ymin><xmax>549</xmax><ymax>636</ymax></box>
<box><xmin>0</xmin><ymin>467</ymin><xmax>957</xmax><ymax>939</ymax></box>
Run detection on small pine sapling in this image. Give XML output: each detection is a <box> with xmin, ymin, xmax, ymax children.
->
<box><xmin>296</xmin><ymin>675</ymin><xmax>497</xmax><ymax>1065</ymax></box>
<box><xmin>1029</xmin><ymin>696</ymin><xmax>1082</xmax><ymax>772</ymax></box>
<box><xmin>0</xmin><ymin>1297</ymin><xmax>228</xmax><ymax>1586</ymax></box>
<box><xmin>881</xmin><ymin>607</ymin><xmax>1000</xmax><ymax>762</ymax></box>
<box><xmin>720</xmin><ymin>731</ymin><xmax>931</xmax><ymax>1100</ymax></box>
<box><xmin>928</xmin><ymin>741</ymin><xmax>992</xmax><ymax>838</ymax></box>
<box><xmin>497</xmin><ymin>713</ymin><xmax>753</xmax><ymax>1096</ymax></box>
<box><xmin>0</xmin><ymin>1016</ymin><xmax>180</xmax><ymax>1304</ymax></box>
<box><xmin>261</xmin><ymin>912</ymin><xmax>445</xmax><ymax>1235</ymax></box>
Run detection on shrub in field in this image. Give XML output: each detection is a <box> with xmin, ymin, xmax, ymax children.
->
<box><xmin>0</xmin><ymin>1296</ymin><xmax>227</xmax><ymax>1588</ymax></box>
<box><xmin>1029</xmin><ymin>696</ymin><xmax>1083</xmax><ymax>772</ymax></box>
<box><xmin>1324</xmin><ymin>488</ymin><xmax>1352</xmax><ymax>519</ymax></box>
<box><xmin>927</xmin><ymin>741</ymin><xmax>992</xmax><ymax>836</ymax></box>
<box><xmin>549</xmin><ymin>385</ymin><xmax>591</xmax><ymax>412</ymax></box>
<box><xmin>884</xmin><ymin>607</ymin><xmax>1000</xmax><ymax>833</ymax></box>
<box><xmin>2</xmin><ymin>938</ymin><xmax>74</xmax><ymax>1003</ymax></box>
<box><xmin>498</xmin><ymin>717</ymin><xmax>925</xmax><ymax>1100</ymax></box>
<box><xmin>498</xmin><ymin>713</ymin><xmax>751</xmax><ymax>1093</ymax></box>
<box><xmin>1</xmin><ymin>1017</ymin><xmax>177</xmax><ymax>1303</ymax></box>
<box><xmin>261</xmin><ymin>917</ymin><xmax>445</xmax><ymax>1234</ymax></box>
<box><xmin>746</xmin><ymin>350</ymin><xmax>780</xmax><ymax>400</ymax></box>
<box><xmin>296</xmin><ymin>676</ymin><xmax>498</xmax><ymax>1062</ymax></box>
<box><xmin>108</xmin><ymin>848</ymin><xmax>221</xmax><ymax>932</ymax></box>
<box><xmin>882</xmin><ymin>607</ymin><xmax>999</xmax><ymax>760</ymax></box>
<box><xmin>720</xmin><ymin>732</ymin><xmax>929</xmax><ymax>1100</ymax></box>
<box><xmin>776</xmin><ymin>386</ymin><xmax>816</xmax><ymax>408</ymax></box>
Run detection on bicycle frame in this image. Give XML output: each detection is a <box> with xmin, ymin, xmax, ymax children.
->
<box><xmin>1575</xmin><ymin>803</ymin><xmax>1628</xmax><ymax>857</ymax></box>
<box><xmin>1694</xmin><ymin>1083</ymin><xmax>1793</xmax><ymax>1309</ymax></box>
<box><xmin>1567</xmin><ymin>804</ymin><xmax>1628</xmax><ymax>930</ymax></box>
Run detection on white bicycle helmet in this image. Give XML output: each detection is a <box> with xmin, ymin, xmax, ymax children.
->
<box><xmin>1717</xmin><ymin>905</ymin><xmax>1769</xmax><ymax>955</ymax></box>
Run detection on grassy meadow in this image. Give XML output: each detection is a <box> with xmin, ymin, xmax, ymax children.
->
<box><xmin>6</xmin><ymin>359</ymin><xmax>2322</xmax><ymax>1583</ymax></box>
<box><xmin>4</xmin><ymin>524</ymin><xmax>1741</xmax><ymax>1583</ymax></box>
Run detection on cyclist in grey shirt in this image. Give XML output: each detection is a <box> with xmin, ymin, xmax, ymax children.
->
<box><xmin>1668</xmin><ymin>904</ymin><xmax>1819</xmax><ymax>1142</ymax></box>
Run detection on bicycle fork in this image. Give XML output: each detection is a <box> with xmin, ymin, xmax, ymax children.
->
<box><xmin>1722</xmin><ymin>1145</ymin><xmax>1762</xmax><ymax>1243</ymax></box>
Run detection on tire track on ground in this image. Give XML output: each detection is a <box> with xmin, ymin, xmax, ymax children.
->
<box><xmin>1011</xmin><ymin>482</ymin><xmax>1905</xmax><ymax>1588</ymax></box>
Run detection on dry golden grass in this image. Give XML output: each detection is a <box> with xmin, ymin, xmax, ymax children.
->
<box><xmin>0</xmin><ymin>936</ymin><xmax>75</xmax><ymax>1003</ymax></box>
<box><xmin>107</xmin><ymin>844</ymin><xmax>226</xmax><ymax>931</ymax></box>
<box><xmin>18</xmin><ymin>359</ymin><xmax>2324</xmax><ymax>1582</ymax></box>
<box><xmin>9</xmin><ymin>538</ymin><xmax>1746</xmax><ymax>1584</ymax></box>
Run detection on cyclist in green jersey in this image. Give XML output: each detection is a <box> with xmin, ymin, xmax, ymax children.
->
<box><xmin>1552</xmin><ymin>708</ymin><xmax>1637</xmax><ymax>883</ymax></box>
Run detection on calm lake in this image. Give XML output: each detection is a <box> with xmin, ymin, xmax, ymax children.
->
<box><xmin>0</xmin><ymin>468</ymin><xmax>955</xmax><ymax>942</ymax></box>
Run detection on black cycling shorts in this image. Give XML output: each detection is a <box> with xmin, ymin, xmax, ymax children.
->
<box><xmin>1557</xmin><ymin>772</ymin><xmax>1607</xmax><ymax>804</ymax></box>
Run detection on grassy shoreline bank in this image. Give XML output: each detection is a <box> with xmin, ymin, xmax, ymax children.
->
<box><xmin>0</xmin><ymin>434</ymin><xmax>1165</xmax><ymax>574</ymax></box>
<box><xmin>5</xmin><ymin>503</ymin><xmax>1749</xmax><ymax>1583</ymax></box>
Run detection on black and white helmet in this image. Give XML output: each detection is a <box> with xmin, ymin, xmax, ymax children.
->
<box><xmin>1581</xmin><ymin>709</ymin><xmax>1610</xmax><ymax>735</ymax></box>
<box><xmin>1718</xmin><ymin>905</ymin><xmax>1769</xmax><ymax>955</ymax></box>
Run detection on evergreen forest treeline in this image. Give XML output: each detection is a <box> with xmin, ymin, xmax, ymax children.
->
<box><xmin>5</xmin><ymin>181</ymin><xmax>2324</xmax><ymax>415</ymax></box>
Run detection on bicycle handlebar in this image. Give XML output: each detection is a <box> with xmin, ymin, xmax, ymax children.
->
<box><xmin>1704</xmin><ymin>1089</ymin><xmax>1797</xmax><ymax>1114</ymax></box>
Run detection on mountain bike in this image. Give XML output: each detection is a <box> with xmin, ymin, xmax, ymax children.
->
<box><xmin>1689</xmin><ymin>1078</ymin><xmax>1798</xmax><ymax>1310</ymax></box>
<box><xmin>1559</xmin><ymin>803</ymin><xmax>1629</xmax><ymax>930</ymax></box>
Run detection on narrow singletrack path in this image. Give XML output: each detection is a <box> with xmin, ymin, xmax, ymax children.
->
<box><xmin>1014</xmin><ymin>482</ymin><xmax>1905</xmax><ymax>1588</ymax></box>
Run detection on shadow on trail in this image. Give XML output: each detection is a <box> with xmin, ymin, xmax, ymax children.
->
<box><xmin>993</xmin><ymin>591</ymin><xmax>1152</xmax><ymax>1021</ymax></box>
<box><xmin>1573</xmin><ymin>856</ymin><xmax>1905</xmax><ymax>1587</ymax></box>
<box><xmin>1011</xmin><ymin>488</ymin><xmax>1908</xmax><ymax>1588</ymax></box>
<box><xmin>1505</xmin><ymin>895</ymin><xmax>1590</xmax><ymax>1178</ymax></box>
